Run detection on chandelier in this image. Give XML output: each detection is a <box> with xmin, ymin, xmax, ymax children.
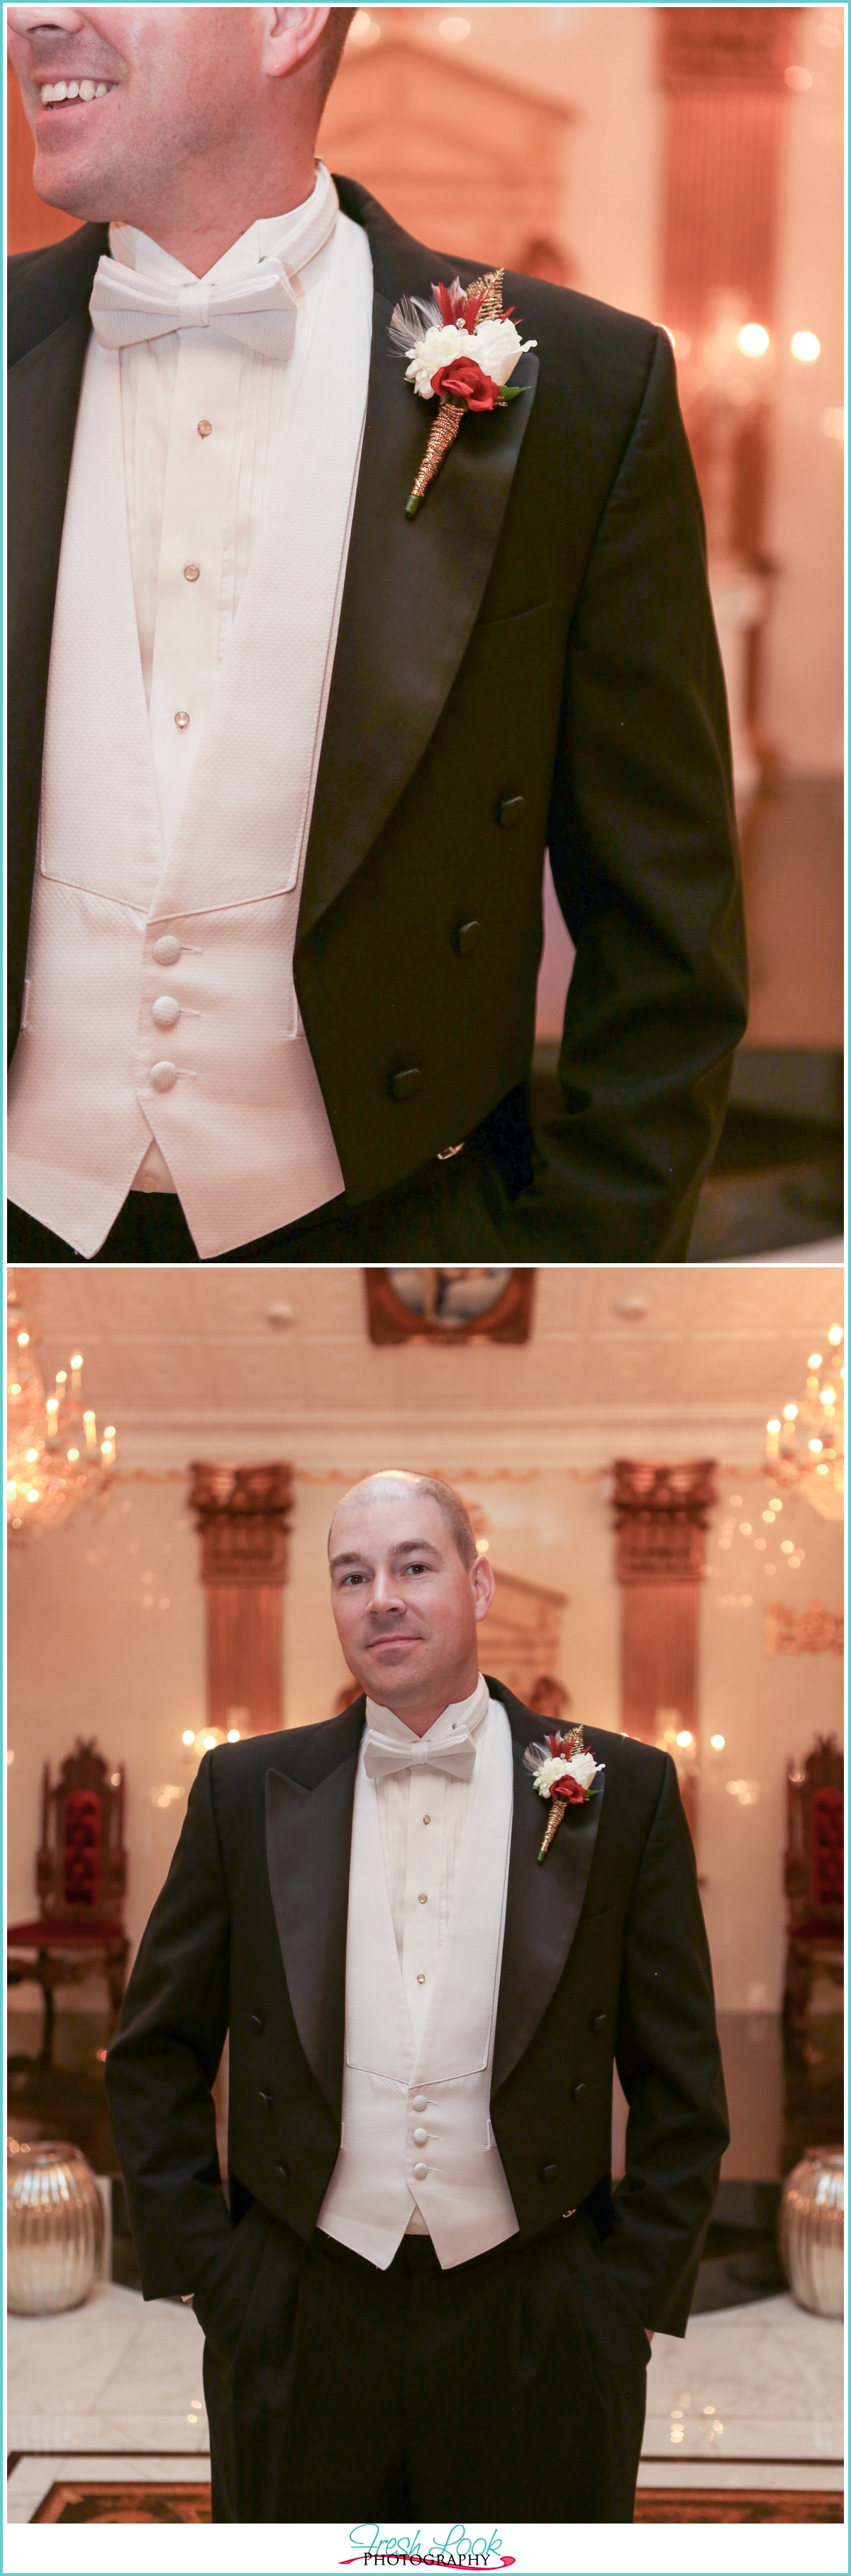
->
<box><xmin>7</xmin><ymin>1280</ymin><xmax>117</xmax><ymax>1544</ymax></box>
<box><xmin>766</xmin><ymin>1326</ymin><xmax>844</xmax><ymax>1523</ymax></box>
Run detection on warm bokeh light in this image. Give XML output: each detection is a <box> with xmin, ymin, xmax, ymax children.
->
<box><xmin>711</xmin><ymin>1735</ymin><xmax>725</xmax><ymax>1751</ymax></box>
<box><xmin>738</xmin><ymin>323</ymin><xmax>769</xmax><ymax>357</ymax></box>
<box><xmin>784</xmin><ymin>62</ymin><xmax>813</xmax><ymax>89</ymax></box>
<box><xmin>791</xmin><ymin>331</ymin><xmax>821</xmax><ymax>362</ymax></box>
<box><xmin>182</xmin><ymin>1730</ymin><xmax>195</xmax><ymax>1747</ymax></box>
<box><xmin>676</xmin><ymin>1730</ymin><xmax>693</xmax><ymax>1748</ymax></box>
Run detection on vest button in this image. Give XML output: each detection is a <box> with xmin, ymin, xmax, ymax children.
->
<box><xmin>540</xmin><ymin>2162</ymin><xmax>558</xmax><ymax>2182</ymax></box>
<box><xmin>251</xmin><ymin>2013</ymin><xmax>264</xmax><ymax>2033</ymax></box>
<box><xmin>274</xmin><ymin>2162</ymin><xmax>289</xmax><ymax>2182</ymax></box>
<box><xmin>413</xmin><ymin>2127</ymin><xmax>428</xmax><ymax>2145</ymax></box>
<box><xmin>591</xmin><ymin>2012</ymin><xmax>606</xmax><ymax>2033</ymax></box>
<box><xmin>198</xmin><ymin>420</ymin><xmax>213</xmax><ymax>438</ymax></box>
<box><xmin>150</xmin><ymin>1061</ymin><xmax>178</xmax><ymax>1092</ymax></box>
<box><xmin>152</xmin><ymin>995</ymin><xmax>180</xmax><ymax>1029</ymax></box>
<box><xmin>259</xmin><ymin>2089</ymin><xmax>273</xmax><ymax>2110</ymax></box>
<box><xmin>152</xmin><ymin>934</ymin><xmax>182</xmax><ymax>967</ymax></box>
<box><xmin>174</xmin><ymin>710</ymin><xmax>190</xmax><ymax>730</ymax></box>
<box><xmin>413</xmin><ymin>2162</ymin><xmax>428</xmax><ymax>2180</ymax></box>
<box><xmin>411</xmin><ymin>2094</ymin><xmax>427</xmax><ymax>2112</ymax></box>
<box><xmin>390</xmin><ymin>1067</ymin><xmax>423</xmax><ymax>1104</ymax></box>
<box><xmin>572</xmin><ymin>2082</ymin><xmax>587</xmax><ymax>2102</ymax></box>
<box><xmin>184</xmin><ymin>562</ymin><xmax>201</xmax><ymax>582</ymax></box>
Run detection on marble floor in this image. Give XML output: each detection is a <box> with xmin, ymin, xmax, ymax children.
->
<box><xmin>6</xmin><ymin>2279</ymin><xmax>844</xmax><ymax>2521</ymax></box>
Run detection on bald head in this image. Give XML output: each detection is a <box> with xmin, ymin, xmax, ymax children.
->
<box><xmin>328</xmin><ymin>1471</ymin><xmax>479</xmax><ymax>1571</ymax></box>
<box><xmin>328</xmin><ymin>1472</ymin><xmax>494</xmax><ymax>1733</ymax></box>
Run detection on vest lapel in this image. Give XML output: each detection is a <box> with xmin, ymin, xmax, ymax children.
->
<box><xmin>265</xmin><ymin>1744</ymin><xmax>360</xmax><ymax>2121</ymax></box>
<box><xmin>489</xmin><ymin>1684</ymin><xmax>605</xmax><ymax>2097</ymax></box>
<box><xmin>296</xmin><ymin>184</ymin><xmax>539</xmax><ymax>943</ymax></box>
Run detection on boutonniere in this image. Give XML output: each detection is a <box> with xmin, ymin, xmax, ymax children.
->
<box><xmin>389</xmin><ymin>270</ymin><xmax>537</xmax><ymax>516</ymax></box>
<box><xmin>523</xmin><ymin>1728</ymin><xmax>604</xmax><ymax>1864</ymax></box>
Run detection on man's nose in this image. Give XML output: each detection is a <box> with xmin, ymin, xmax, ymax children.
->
<box><xmin>369</xmin><ymin>1571</ymin><xmax>406</xmax><ymax>1614</ymax></box>
<box><xmin>8</xmin><ymin>9</ymin><xmax>86</xmax><ymax>33</ymax></box>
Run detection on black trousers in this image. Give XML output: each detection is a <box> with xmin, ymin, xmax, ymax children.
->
<box><xmin>199</xmin><ymin>2204</ymin><xmax>650</xmax><ymax>2525</ymax></box>
<box><xmin>6</xmin><ymin>1094</ymin><xmax>535</xmax><ymax>1266</ymax></box>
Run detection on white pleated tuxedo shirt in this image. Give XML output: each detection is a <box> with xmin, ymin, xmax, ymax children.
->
<box><xmin>364</xmin><ymin>1674</ymin><xmax>496</xmax><ymax>2236</ymax></box>
<box><xmin>111</xmin><ymin>165</ymin><xmax>371</xmax><ymax>1197</ymax></box>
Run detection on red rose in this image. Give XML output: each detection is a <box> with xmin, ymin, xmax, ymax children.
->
<box><xmin>431</xmin><ymin>357</ymin><xmax>501</xmax><ymax>412</ymax></box>
<box><xmin>552</xmin><ymin>1772</ymin><xmax>586</xmax><ymax>1805</ymax></box>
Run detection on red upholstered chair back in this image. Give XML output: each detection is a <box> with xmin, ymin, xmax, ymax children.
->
<box><xmin>36</xmin><ymin>1739</ymin><xmax>126</xmax><ymax>1926</ymax></box>
<box><xmin>785</xmin><ymin>1736</ymin><xmax>844</xmax><ymax>1939</ymax></box>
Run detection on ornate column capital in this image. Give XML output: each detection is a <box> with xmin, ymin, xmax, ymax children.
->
<box><xmin>189</xmin><ymin>1463</ymin><xmax>294</xmax><ymax>1589</ymax></box>
<box><xmin>613</xmin><ymin>1460</ymin><xmax>718</xmax><ymax>1585</ymax></box>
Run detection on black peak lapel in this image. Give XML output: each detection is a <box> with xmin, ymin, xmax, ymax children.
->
<box><xmin>296</xmin><ymin>180</ymin><xmax>539</xmax><ymax>944</ymax></box>
<box><xmin>265</xmin><ymin>1723</ymin><xmax>362</xmax><ymax>2121</ymax></box>
<box><xmin>8</xmin><ymin>226</ymin><xmax>106</xmax><ymax>1055</ymax></box>
<box><xmin>487</xmin><ymin>1679</ymin><xmax>605</xmax><ymax>2097</ymax></box>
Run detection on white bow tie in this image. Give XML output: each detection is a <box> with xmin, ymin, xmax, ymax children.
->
<box><xmin>89</xmin><ymin>253</ymin><xmax>299</xmax><ymax>360</ymax></box>
<box><xmin>362</xmin><ymin>1729</ymin><xmax>478</xmax><ymax>1785</ymax></box>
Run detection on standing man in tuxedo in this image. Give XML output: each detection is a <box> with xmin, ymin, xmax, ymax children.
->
<box><xmin>8</xmin><ymin>6</ymin><xmax>747</xmax><ymax>1267</ymax></box>
<box><xmin>106</xmin><ymin>1470</ymin><xmax>729</xmax><ymax>2524</ymax></box>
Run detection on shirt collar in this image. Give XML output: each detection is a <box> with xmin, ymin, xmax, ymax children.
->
<box><xmin>109</xmin><ymin>158</ymin><xmax>338</xmax><ymax>289</ymax></box>
<box><xmin>365</xmin><ymin>1672</ymin><xmax>491</xmax><ymax>1751</ymax></box>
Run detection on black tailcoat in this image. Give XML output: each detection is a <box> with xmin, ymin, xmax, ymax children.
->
<box><xmin>9</xmin><ymin>183</ymin><xmax>746</xmax><ymax>1261</ymax></box>
<box><xmin>106</xmin><ymin>1681</ymin><xmax>728</xmax><ymax>2411</ymax></box>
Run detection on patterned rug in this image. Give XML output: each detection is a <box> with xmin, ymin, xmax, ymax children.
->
<box><xmin>31</xmin><ymin>2480</ymin><xmax>843</xmax><ymax>2524</ymax></box>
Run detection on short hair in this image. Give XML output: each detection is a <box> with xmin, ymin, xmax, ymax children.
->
<box><xmin>329</xmin><ymin>1472</ymin><xmax>479</xmax><ymax>1570</ymax></box>
<box><xmin>317</xmin><ymin>8</ymin><xmax>356</xmax><ymax>107</ymax></box>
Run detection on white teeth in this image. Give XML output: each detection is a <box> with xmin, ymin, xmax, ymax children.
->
<box><xmin>40</xmin><ymin>76</ymin><xmax>108</xmax><ymax>104</ymax></box>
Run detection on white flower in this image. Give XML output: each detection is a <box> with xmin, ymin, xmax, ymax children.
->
<box><xmin>404</xmin><ymin>321</ymin><xmax>471</xmax><ymax>399</ymax></box>
<box><xmin>468</xmin><ymin>315</ymin><xmax>537</xmax><ymax>387</ymax></box>
<box><xmin>533</xmin><ymin>1749</ymin><xmax>602</xmax><ymax>1799</ymax></box>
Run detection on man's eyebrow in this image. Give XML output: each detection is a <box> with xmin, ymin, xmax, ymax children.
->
<box><xmin>329</xmin><ymin>1536</ymin><xmax>443</xmax><ymax>1571</ymax></box>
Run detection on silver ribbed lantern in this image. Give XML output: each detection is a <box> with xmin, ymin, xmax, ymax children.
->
<box><xmin>7</xmin><ymin>2141</ymin><xmax>104</xmax><ymax>2316</ymax></box>
<box><xmin>779</xmin><ymin>2148</ymin><xmax>844</xmax><ymax>2319</ymax></box>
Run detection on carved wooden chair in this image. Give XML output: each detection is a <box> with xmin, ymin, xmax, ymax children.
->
<box><xmin>7</xmin><ymin>1739</ymin><xmax>129</xmax><ymax>2065</ymax></box>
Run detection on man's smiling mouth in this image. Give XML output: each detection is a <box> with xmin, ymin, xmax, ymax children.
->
<box><xmin>39</xmin><ymin>79</ymin><xmax>116</xmax><ymax>106</ymax></box>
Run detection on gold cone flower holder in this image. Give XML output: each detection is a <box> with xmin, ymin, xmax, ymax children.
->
<box><xmin>537</xmin><ymin>1797</ymin><xmax>567</xmax><ymax>1864</ymax></box>
<box><xmin>405</xmin><ymin>399</ymin><xmax>465</xmax><ymax>516</ymax></box>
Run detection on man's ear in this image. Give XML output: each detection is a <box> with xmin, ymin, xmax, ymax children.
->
<box><xmin>262</xmin><ymin>5</ymin><xmax>331</xmax><ymax>81</ymax></box>
<box><xmin>472</xmin><ymin>1552</ymin><xmax>496</xmax><ymax>1623</ymax></box>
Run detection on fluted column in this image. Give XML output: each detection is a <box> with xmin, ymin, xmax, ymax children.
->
<box><xmin>613</xmin><ymin>1461</ymin><xmax>717</xmax><ymax>1831</ymax></box>
<box><xmin>189</xmin><ymin>1464</ymin><xmax>294</xmax><ymax>1737</ymax></box>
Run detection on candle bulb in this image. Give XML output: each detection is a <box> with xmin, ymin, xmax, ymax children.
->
<box><xmin>83</xmin><ymin>1409</ymin><xmax>97</xmax><ymax>1453</ymax></box>
<box><xmin>45</xmin><ymin>1396</ymin><xmax>60</xmax><ymax>1445</ymax></box>
<box><xmin>70</xmin><ymin>1354</ymin><xmax>83</xmax><ymax>1395</ymax></box>
<box><xmin>767</xmin><ymin>1418</ymin><xmax>781</xmax><ymax>1460</ymax></box>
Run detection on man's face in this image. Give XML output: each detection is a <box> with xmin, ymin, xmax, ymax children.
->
<box><xmin>328</xmin><ymin>1482</ymin><xmax>493</xmax><ymax>1719</ymax></box>
<box><xmin>7</xmin><ymin>7</ymin><xmax>270</xmax><ymax>221</ymax></box>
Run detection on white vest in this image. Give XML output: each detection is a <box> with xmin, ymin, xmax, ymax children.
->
<box><xmin>318</xmin><ymin>1699</ymin><xmax>519</xmax><ymax>2272</ymax></box>
<box><xmin>8</xmin><ymin>214</ymin><xmax>371</xmax><ymax>1260</ymax></box>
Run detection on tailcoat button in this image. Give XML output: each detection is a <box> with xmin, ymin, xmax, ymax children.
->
<box><xmin>411</xmin><ymin>2094</ymin><xmax>428</xmax><ymax>2112</ymax></box>
<box><xmin>152</xmin><ymin>934</ymin><xmax>182</xmax><ymax>967</ymax></box>
<box><xmin>259</xmin><ymin>2089</ymin><xmax>273</xmax><ymax>2109</ymax></box>
<box><xmin>496</xmin><ymin>792</ymin><xmax>525</xmax><ymax>827</ymax></box>
<box><xmin>540</xmin><ymin>2163</ymin><xmax>558</xmax><ymax>2182</ymax></box>
<box><xmin>390</xmin><ymin>1067</ymin><xmax>422</xmax><ymax>1103</ymax></box>
<box><xmin>150</xmin><ymin>1061</ymin><xmax>178</xmax><ymax>1092</ymax></box>
<box><xmin>152</xmin><ymin>995</ymin><xmax>180</xmax><ymax>1028</ymax></box>
<box><xmin>572</xmin><ymin>2082</ymin><xmax>587</xmax><ymax>2102</ymax></box>
<box><xmin>413</xmin><ymin>2128</ymin><xmax>428</xmax><ymax>2145</ymax></box>
<box><xmin>455</xmin><ymin>919</ymin><xmax>480</xmax><ymax>955</ymax></box>
<box><xmin>413</xmin><ymin>2162</ymin><xmax>428</xmax><ymax>2180</ymax></box>
<box><xmin>251</xmin><ymin>2013</ymin><xmax>265</xmax><ymax>2033</ymax></box>
<box><xmin>591</xmin><ymin>2013</ymin><xmax>606</xmax><ymax>2033</ymax></box>
<box><xmin>274</xmin><ymin>2162</ymin><xmax>289</xmax><ymax>2182</ymax></box>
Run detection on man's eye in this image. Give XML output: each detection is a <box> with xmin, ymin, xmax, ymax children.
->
<box><xmin>404</xmin><ymin>1560</ymin><xmax>428</xmax><ymax>1575</ymax></box>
